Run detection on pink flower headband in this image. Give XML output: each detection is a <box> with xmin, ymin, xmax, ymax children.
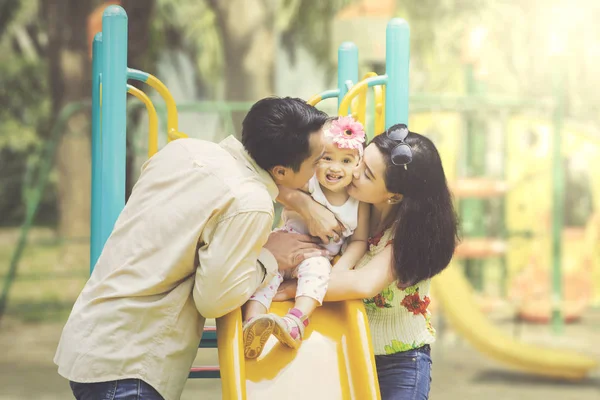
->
<box><xmin>325</xmin><ymin>116</ymin><xmax>366</xmax><ymax>156</ymax></box>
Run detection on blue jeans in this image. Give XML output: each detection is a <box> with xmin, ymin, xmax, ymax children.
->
<box><xmin>69</xmin><ymin>379</ymin><xmax>164</xmax><ymax>400</ymax></box>
<box><xmin>376</xmin><ymin>345</ymin><xmax>432</xmax><ymax>400</ymax></box>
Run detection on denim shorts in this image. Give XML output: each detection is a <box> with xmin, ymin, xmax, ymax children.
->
<box><xmin>69</xmin><ymin>378</ymin><xmax>164</xmax><ymax>400</ymax></box>
<box><xmin>375</xmin><ymin>344</ymin><xmax>432</xmax><ymax>400</ymax></box>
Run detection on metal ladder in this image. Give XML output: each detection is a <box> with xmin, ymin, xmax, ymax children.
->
<box><xmin>189</xmin><ymin>326</ymin><xmax>221</xmax><ymax>379</ymax></box>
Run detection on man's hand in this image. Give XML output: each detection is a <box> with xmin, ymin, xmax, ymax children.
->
<box><xmin>300</xmin><ymin>201</ymin><xmax>344</xmax><ymax>244</ymax></box>
<box><xmin>263</xmin><ymin>231</ymin><xmax>328</xmax><ymax>273</ymax></box>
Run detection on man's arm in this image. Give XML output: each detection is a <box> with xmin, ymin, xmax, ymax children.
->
<box><xmin>277</xmin><ymin>185</ymin><xmax>343</xmax><ymax>243</ymax></box>
<box><xmin>193</xmin><ymin>212</ymin><xmax>328</xmax><ymax>319</ymax></box>
<box><xmin>193</xmin><ymin>211</ymin><xmax>275</xmax><ymax>319</ymax></box>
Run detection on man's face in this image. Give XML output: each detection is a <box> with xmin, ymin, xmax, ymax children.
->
<box><xmin>276</xmin><ymin>129</ymin><xmax>325</xmax><ymax>189</ymax></box>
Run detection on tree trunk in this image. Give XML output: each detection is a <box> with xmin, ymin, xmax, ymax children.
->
<box><xmin>44</xmin><ymin>0</ymin><xmax>156</xmax><ymax>267</ymax></box>
<box><xmin>121</xmin><ymin>0</ymin><xmax>156</xmax><ymax>198</ymax></box>
<box><xmin>207</xmin><ymin>0</ymin><xmax>276</xmax><ymax>135</ymax></box>
<box><xmin>44</xmin><ymin>0</ymin><xmax>95</xmax><ymax>268</ymax></box>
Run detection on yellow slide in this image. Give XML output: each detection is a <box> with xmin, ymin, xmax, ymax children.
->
<box><xmin>216</xmin><ymin>301</ymin><xmax>381</xmax><ymax>399</ymax></box>
<box><xmin>431</xmin><ymin>264</ymin><xmax>598</xmax><ymax>381</ymax></box>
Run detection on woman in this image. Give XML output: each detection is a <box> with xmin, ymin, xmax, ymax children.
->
<box><xmin>276</xmin><ymin>124</ymin><xmax>459</xmax><ymax>399</ymax></box>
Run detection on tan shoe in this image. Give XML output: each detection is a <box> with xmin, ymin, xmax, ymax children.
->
<box><xmin>242</xmin><ymin>314</ymin><xmax>275</xmax><ymax>359</ymax></box>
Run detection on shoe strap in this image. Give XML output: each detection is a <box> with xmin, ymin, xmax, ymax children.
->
<box><xmin>284</xmin><ymin>313</ymin><xmax>306</xmax><ymax>339</ymax></box>
<box><xmin>288</xmin><ymin>308</ymin><xmax>310</xmax><ymax>327</ymax></box>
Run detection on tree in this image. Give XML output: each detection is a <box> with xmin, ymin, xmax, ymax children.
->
<box><xmin>43</xmin><ymin>0</ymin><xmax>95</xmax><ymax>262</ymax></box>
<box><xmin>205</xmin><ymin>0</ymin><xmax>276</xmax><ymax>128</ymax></box>
<box><xmin>41</xmin><ymin>0</ymin><xmax>157</xmax><ymax>265</ymax></box>
<box><xmin>0</xmin><ymin>0</ymin><xmax>53</xmax><ymax>226</ymax></box>
<box><xmin>156</xmin><ymin>0</ymin><xmax>356</xmax><ymax>131</ymax></box>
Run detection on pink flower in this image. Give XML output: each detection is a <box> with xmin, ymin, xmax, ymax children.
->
<box><xmin>327</xmin><ymin>116</ymin><xmax>366</xmax><ymax>152</ymax></box>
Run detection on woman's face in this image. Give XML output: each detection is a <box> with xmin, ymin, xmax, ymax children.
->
<box><xmin>347</xmin><ymin>143</ymin><xmax>394</xmax><ymax>204</ymax></box>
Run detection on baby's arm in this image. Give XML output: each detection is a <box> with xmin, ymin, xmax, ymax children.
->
<box><xmin>333</xmin><ymin>202</ymin><xmax>370</xmax><ymax>271</ymax></box>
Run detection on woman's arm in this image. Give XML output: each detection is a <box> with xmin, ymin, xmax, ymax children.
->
<box><xmin>276</xmin><ymin>185</ymin><xmax>344</xmax><ymax>243</ymax></box>
<box><xmin>274</xmin><ymin>244</ymin><xmax>396</xmax><ymax>302</ymax></box>
<box><xmin>332</xmin><ymin>202</ymin><xmax>370</xmax><ymax>271</ymax></box>
<box><xmin>324</xmin><ymin>244</ymin><xmax>395</xmax><ymax>301</ymax></box>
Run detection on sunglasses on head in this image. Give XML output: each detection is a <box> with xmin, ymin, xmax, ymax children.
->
<box><xmin>387</xmin><ymin>124</ymin><xmax>413</xmax><ymax>168</ymax></box>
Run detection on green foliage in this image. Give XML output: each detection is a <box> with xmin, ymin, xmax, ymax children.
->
<box><xmin>0</xmin><ymin>0</ymin><xmax>54</xmax><ymax>226</ymax></box>
<box><xmin>0</xmin><ymin>0</ymin><xmax>22</xmax><ymax>38</ymax></box>
<box><xmin>154</xmin><ymin>0</ymin><xmax>357</xmax><ymax>95</ymax></box>
<box><xmin>155</xmin><ymin>0</ymin><xmax>222</xmax><ymax>95</ymax></box>
<box><xmin>0</xmin><ymin>60</ymin><xmax>48</xmax><ymax>150</ymax></box>
<box><xmin>279</xmin><ymin>0</ymin><xmax>356</xmax><ymax>71</ymax></box>
<box><xmin>0</xmin><ymin>58</ymin><xmax>54</xmax><ymax>226</ymax></box>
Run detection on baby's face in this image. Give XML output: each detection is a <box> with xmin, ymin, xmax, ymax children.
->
<box><xmin>316</xmin><ymin>141</ymin><xmax>360</xmax><ymax>192</ymax></box>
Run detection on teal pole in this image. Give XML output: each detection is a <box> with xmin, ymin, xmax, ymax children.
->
<box><xmin>90</xmin><ymin>32</ymin><xmax>103</xmax><ymax>272</ymax></box>
<box><xmin>385</xmin><ymin>18</ymin><xmax>410</xmax><ymax>128</ymax></box>
<box><xmin>337</xmin><ymin>42</ymin><xmax>358</xmax><ymax>111</ymax></box>
<box><xmin>551</xmin><ymin>60</ymin><xmax>566</xmax><ymax>334</ymax></box>
<box><xmin>98</xmin><ymin>5</ymin><xmax>128</xmax><ymax>270</ymax></box>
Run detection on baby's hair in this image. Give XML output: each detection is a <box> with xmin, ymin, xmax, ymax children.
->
<box><xmin>323</xmin><ymin>116</ymin><xmax>338</xmax><ymax>128</ymax></box>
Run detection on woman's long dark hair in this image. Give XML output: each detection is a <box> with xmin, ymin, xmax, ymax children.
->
<box><xmin>372</xmin><ymin>126</ymin><xmax>459</xmax><ymax>285</ymax></box>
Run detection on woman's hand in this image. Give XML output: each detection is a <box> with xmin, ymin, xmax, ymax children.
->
<box><xmin>273</xmin><ymin>280</ymin><xmax>298</xmax><ymax>302</ymax></box>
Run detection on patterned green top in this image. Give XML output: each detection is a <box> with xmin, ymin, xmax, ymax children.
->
<box><xmin>356</xmin><ymin>228</ymin><xmax>435</xmax><ymax>355</ymax></box>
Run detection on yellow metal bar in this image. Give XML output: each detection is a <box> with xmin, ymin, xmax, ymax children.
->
<box><xmin>308</xmin><ymin>94</ymin><xmax>322</xmax><ymax>106</ymax></box>
<box><xmin>350</xmin><ymin>97</ymin><xmax>359</xmax><ymax>120</ymax></box>
<box><xmin>127</xmin><ymin>85</ymin><xmax>158</xmax><ymax>158</ymax></box>
<box><xmin>339</xmin><ymin>79</ymin><xmax>375</xmax><ymax>120</ymax></box>
<box><xmin>360</xmin><ymin>73</ymin><xmax>386</xmax><ymax>135</ymax></box>
<box><xmin>338</xmin><ymin>76</ymin><xmax>387</xmax><ymax>137</ymax></box>
<box><xmin>216</xmin><ymin>309</ymin><xmax>247</xmax><ymax>399</ymax></box>
<box><xmin>308</xmin><ymin>89</ymin><xmax>340</xmax><ymax>108</ymax></box>
<box><xmin>355</xmin><ymin>72</ymin><xmax>378</xmax><ymax>126</ymax></box>
<box><xmin>356</xmin><ymin>89</ymin><xmax>366</xmax><ymax>124</ymax></box>
<box><xmin>144</xmin><ymin>74</ymin><xmax>186</xmax><ymax>142</ymax></box>
<box><xmin>375</xmin><ymin>85</ymin><xmax>386</xmax><ymax>136</ymax></box>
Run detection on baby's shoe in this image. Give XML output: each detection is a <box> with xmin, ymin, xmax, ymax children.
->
<box><xmin>243</xmin><ymin>314</ymin><xmax>274</xmax><ymax>359</ymax></box>
<box><xmin>271</xmin><ymin>308</ymin><xmax>309</xmax><ymax>349</ymax></box>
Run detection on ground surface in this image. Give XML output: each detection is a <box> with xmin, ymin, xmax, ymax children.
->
<box><xmin>1</xmin><ymin>229</ymin><xmax>599</xmax><ymax>399</ymax></box>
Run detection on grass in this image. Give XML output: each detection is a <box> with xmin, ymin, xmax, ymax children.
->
<box><xmin>0</xmin><ymin>228</ymin><xmax>88</xmax><ymax>323</ymax></box>
<box><xmin>2</xmin><ymin>225</ymin><xmax>599</xmax><ymax>323</ymax></box>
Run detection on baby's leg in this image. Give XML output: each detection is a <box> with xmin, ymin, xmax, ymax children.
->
<box><xmin>242</xmin><ymin>273</ymin><xmax>283</xmax><ymax>359</ymax></box>
<box><xmin>295</xmin><ymin>256</ymin><xmax>332</xmax><ymax>315</ymax></box>
<box><xmin>243</xmin><ymin>273</ymin><xmax>283</xmax><ymax>322</ymax></box>
<box><xmin>272</xmin><ymin>256</ymin><xmax>332</xmax><ymax>349</ymax></box>
<box><xmin>243</xmin><ymin>301</ymin><xmax>267</xmax><ymax>323</ymax></box>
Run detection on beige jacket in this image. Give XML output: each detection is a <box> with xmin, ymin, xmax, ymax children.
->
<box><xmin>54</xmin><ymin>136</ymin><xmax>278</xmax><ymax>400</ymax></box>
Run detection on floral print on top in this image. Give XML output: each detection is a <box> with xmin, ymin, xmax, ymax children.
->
<box><xmin>356</xmin><ymin>228</ymin><xmax>436</xmax><ymax>355</ymax></box>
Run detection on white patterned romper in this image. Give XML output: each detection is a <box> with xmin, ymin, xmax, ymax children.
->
<box><xmin>250</xmin><ymin>175</ymin><xmax>359</xmax><ymax>308</ymax></box>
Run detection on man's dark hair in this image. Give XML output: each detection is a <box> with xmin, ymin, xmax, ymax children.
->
<box><xmin>242</xmin><ymin>97</ymin><xmax>328</xmax><ymax>171</ymax></box>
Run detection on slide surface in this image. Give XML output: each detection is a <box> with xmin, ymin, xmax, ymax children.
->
<box><xmin>431</xmin><ymin>264</ymin><xmax>598</xmax><ymax>380</ymax></box>
<box><xmin>216</xmin><ymin>300</ymin><xmax>381</xmax><ymax>399</ymax></box>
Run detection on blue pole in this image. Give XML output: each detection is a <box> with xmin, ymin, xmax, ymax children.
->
<box><xmin>98</xmin><ymin>5</ymin><xmax>128</xmax><ymax>267</ymax></box>
<box><xmin>90</xmin><ymin>32</ymin><xmax>103</xmax><ymax>272</ymax></box>
<box><xmin>337</xmin><ymin>42</ymin><xmax>358</xmax><ymax>112</ymax></box>
<box><xmin>385</xmin><ymin>18</ymin><xmax>410</xmax><ymax>128</ymax></box>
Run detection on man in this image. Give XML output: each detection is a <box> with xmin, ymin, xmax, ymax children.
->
<box><xmin>55</xmin><ymin>97</ymin><xmax>330</xmax><ymax>400</ymax></box>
